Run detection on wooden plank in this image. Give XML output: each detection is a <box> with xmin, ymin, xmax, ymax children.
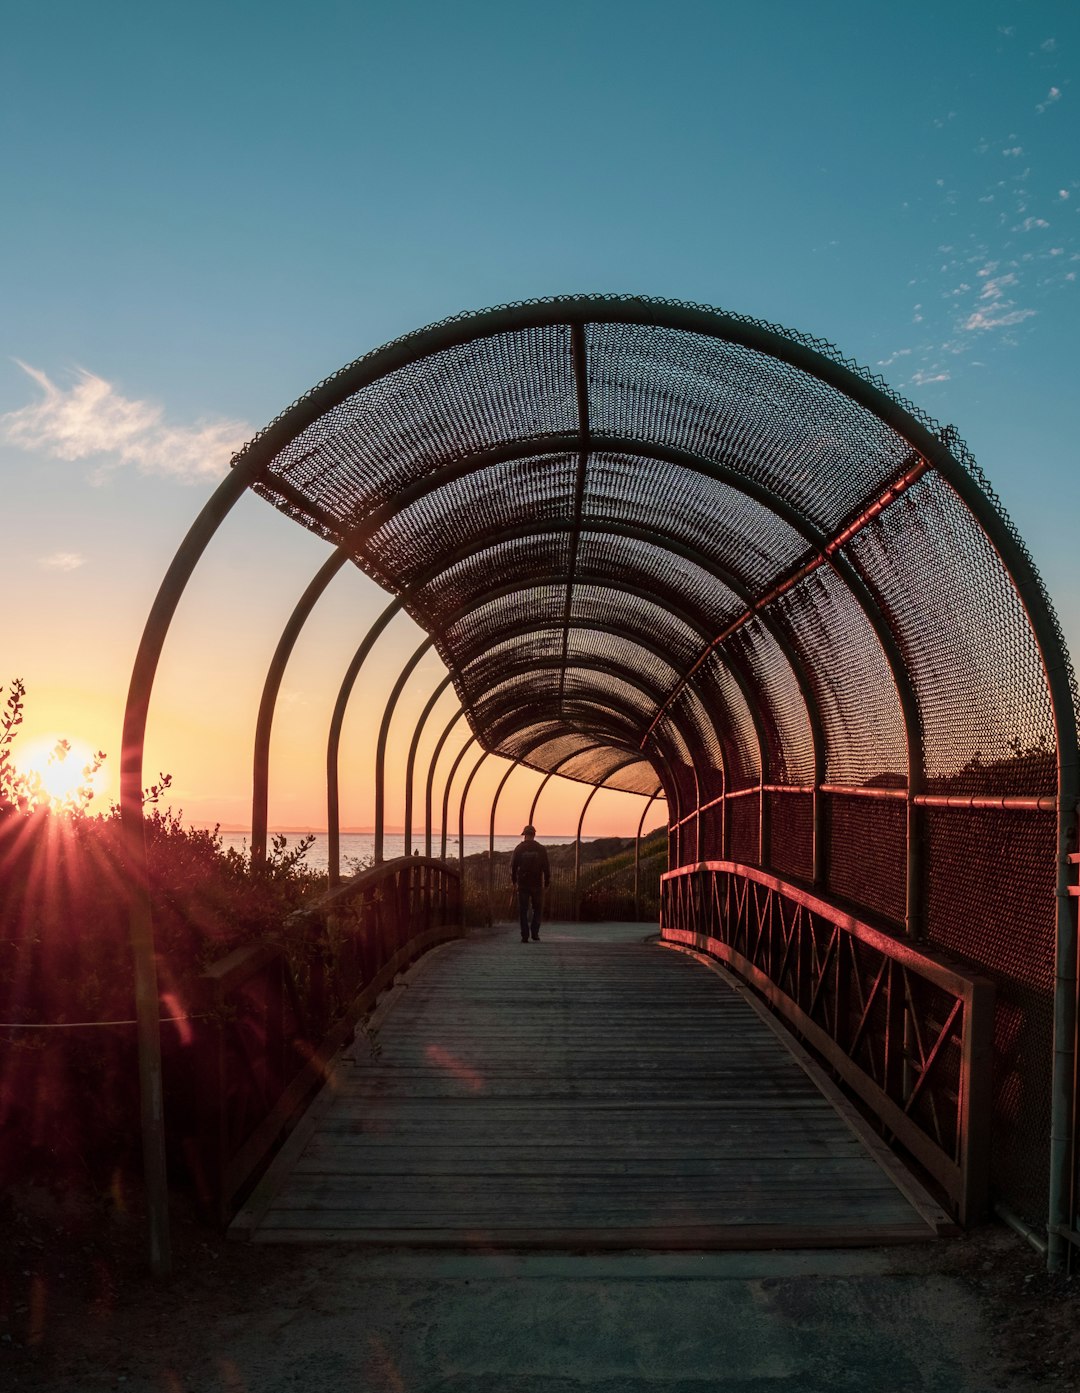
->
<box><xmin>235</xmin><ymin>921</ymin><xmax>941</xmax><ymax>1249</ymax></box>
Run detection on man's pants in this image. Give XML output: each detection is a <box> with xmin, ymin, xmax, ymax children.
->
<box><xmin>518</xmin><ymin>884</ymin><xmax>543</xmax><ymax>939</ymax></box>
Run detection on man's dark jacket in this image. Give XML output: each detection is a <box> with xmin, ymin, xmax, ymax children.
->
<box><xmin>511</xmin><ymin>838</ymin><xmax>550</xmax><ymax>890</ymax></box>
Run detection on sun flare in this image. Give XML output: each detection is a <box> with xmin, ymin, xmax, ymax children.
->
<box><xmin>17</xmin><ymin>734</ymin><xmax>105</xmax><ymax>809</ymax></box>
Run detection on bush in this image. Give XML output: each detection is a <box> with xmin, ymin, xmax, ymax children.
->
<box><xmin>0</xmin><ymin>680</ymin><xmax>323</xmax><ymax>1194</ymax></box>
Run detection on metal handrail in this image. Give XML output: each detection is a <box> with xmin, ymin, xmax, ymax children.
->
<box><xmin>661</xmin><ymin>859</ymin><xmax>994</xmax><ymax>1226</ymax></box>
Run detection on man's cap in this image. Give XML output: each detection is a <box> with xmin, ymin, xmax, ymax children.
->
<box><xmin>522</xmin><ymin>824</ymin><xmax>536</xmax><ymax>836</ymax></box>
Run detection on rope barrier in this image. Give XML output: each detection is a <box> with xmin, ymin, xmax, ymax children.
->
<box><xmin>0</xmin><ymin>1013</ymin><xmax>214</xmax><ymax>1029</ymax></box>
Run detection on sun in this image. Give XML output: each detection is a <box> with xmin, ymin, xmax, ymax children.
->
<box><xmin>17</xmin><ymin>734</ymin><xmax>107</xmax><ymax>810</ymax></box>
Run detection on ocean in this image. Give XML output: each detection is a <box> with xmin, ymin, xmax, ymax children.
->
<box><xmin>218</xmin><ymin>831</ymin><xmax>596</xmax><ymax>874</ymax></box>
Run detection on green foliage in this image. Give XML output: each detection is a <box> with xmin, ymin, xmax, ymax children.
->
<box><xmin>0</xmin><ymin>679</ymin><xmax>106</xmax><ymax>816</ymax></box>
<box><xmin>0</xmin><ymin>679</ymin><xmax>325</xmax><ymax>1194</ymax></box>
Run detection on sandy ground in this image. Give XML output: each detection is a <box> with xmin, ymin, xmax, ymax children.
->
<box><xmin>3</xmin><ymin>1187</ymin><xmax>1079</xmax><ymax>1393</ymax></box>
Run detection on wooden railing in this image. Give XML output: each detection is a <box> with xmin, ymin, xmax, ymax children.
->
<box><xmin>661</xmin><ymin>861</ymin><xmax>994</xmax><ymax>1226</ymax></box>
<box><xmin>190</xmin><ymin>856</ymin><xmax>461</xmax><ymax>1222</ymax></box>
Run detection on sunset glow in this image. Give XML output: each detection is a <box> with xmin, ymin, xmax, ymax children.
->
<box><xmin>17</xmin><ymin>734</ymin><xmax>106</xmax><ymax>810</ymax></box>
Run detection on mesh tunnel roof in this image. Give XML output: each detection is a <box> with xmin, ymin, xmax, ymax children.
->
<box><xmin>233</xmin><ymin>294</ymin><xmax>1076</xmax><ymax>808</ymax></box>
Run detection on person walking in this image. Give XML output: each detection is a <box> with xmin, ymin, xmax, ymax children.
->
<box><xmin>510</xmin><ymin>824</ymin><xmax>550</xmax><ymax>943</ymax></box>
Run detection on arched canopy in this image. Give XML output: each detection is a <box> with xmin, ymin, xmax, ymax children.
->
<box><xmin>232</xmin><ymin>294</ymin><xmax>1077</xmax><ymax>833</ymax></box>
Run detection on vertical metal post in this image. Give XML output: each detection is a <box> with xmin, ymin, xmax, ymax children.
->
<box><xmin>573</xmin><ymin>757</ymin><xmax>640</xmax><ymax>922</ymax></box>
<box><xmin>373</xmin><ymin>637</ymin><xmax>435</xmax><ymax>863</ymax></box>
<box><xmin>574</xmin><ymin>784</ymin><xmax>602</xmax><ymax>923</ymax></box>
<box><xmin>440</xmin><ymin>734</ymin><xmax>478</xmax><ymax>861</ymax></box>
<box><xmin>457</xmin><ymin>749</ymin><xmax>490</xmax><ymax>922</ymax></box>
<box><xmin>634</xmin><ymin>789</ymin><xmax>662</xmax><ymax>921</ymax></box>
<box><xmin>1049</xmin><ymin>795</ymin><xmax>1080</xmax><ymax>1270</ymax></box>
<box><xmin>326</xmin><ymin>595</ymin><xmax>404</xmax><ymax>885</ymax></box>
<box><xmin>251</xmin><ymin>549</ymin><xmax>348</xmax><ymax>868</ymax></box>
<box><xmin>488</xmin><ymin>757</ymin><xmax>522</xmax><ymax>926</ymax></box>
<box><xmin>424</xmin><ymin>707</ymin><xmax>466</xmax><ymax>858</ymax></box>
<box><xmin>120</xmin><ymin>464</ymin><xmax>254</xmax><ymax>1275</ymax></box>
<box><xmin>458</xmin><ymin>749</ymin><xmax>491</xmax><ymax>862</ymax></box>
<box><xmin>403</xmin><ymin>673</ymin><xmax>455</xmax><ymax>855</ymax></box>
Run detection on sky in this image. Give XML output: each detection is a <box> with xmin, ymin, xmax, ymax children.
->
<box><xmin>2</xmin><ymin>0</ymin><xmax>1077</xmax><ymax>842</ymax></box>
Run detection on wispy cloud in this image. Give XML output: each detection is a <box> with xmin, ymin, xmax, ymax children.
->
<box><xmin>38</xmin><ymin>551</ymin><xmax>85</xmax><ymax>571</ymax></box>
<box><xmin>963</xmin><ymin>305</ymin><xmax>1037</xmax><ymax>332</ymax></box>
<box><xmin>0</xmin><ymin>363</ymin><xmax>250</xmax><ymax>483</ymax></box>
<box><xmin>1036</xmin><ymin>86</ymin><xmax>1062</xmax><ymax>114</ymax></box>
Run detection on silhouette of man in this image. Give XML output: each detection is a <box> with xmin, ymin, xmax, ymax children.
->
<box><xmin>510</xmin><ymin>824</ymin><xmax>550</xmax><ymax>943</ymax></box>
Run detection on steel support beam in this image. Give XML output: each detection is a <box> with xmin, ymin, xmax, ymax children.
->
<box><xmin>251</xmin><ymin>549</ymin><xmax>349</xmax><ymax>867</ymax></box>
<box><xmin>373</xmin><ymin>637</ymin><xmax>435</xmax><ymax>863</ymax></box>
<box><xmin>573</xmin><ymin>757</ymin><xmax>640</xmax><ymax>921</ymax></box>
<box><xmin>326</xmin><ymin>595</ymin><xmax>405</xmax><ymax>884</ymax></box>
<box><xmin>440</xmin><ymin>734</ymin><xmax>478</xmax><ymax>862</ymax></box>
<box><xmin>634</xmin><ymin>789</ymin><xmax>663</xmax><ymax>921</ymax></box>
<box><xmin>120</xmin><ymin>462</ymin><xmax>254</xmax><ymax>1275</ymax></box>
<box><xmin>457</xmin><ymin>748</ymin><xmax>491</xmax><ymax>866</ymax></box>
<box><xmin>403</xmin><ymin>673</ymin><xmax>456</xmax><ymax>856</ymax></box>
<box><xmin>424</xmin><ymin>706</ymin><xmax>467</xmax><ymax>859</ymax></box>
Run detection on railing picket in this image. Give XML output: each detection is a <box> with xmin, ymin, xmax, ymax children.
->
<box><xmin>661</xmin><ymin>859</ymin><xmax>993</xmax><ymax>1224</ymax></box>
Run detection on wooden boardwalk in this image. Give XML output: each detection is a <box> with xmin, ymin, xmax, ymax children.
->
<box><xmin>234</xmin><ymin>923</ymin><xmax>949</xmax><ymax>1248</ymax></box>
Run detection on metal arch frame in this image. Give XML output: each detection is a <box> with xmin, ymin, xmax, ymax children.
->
<box><xmin>484</xmin><ymin>696</ymin><xmax>688</xmax><ymax>850</ymax></box>
<box><xmin>438</xmin><ymin>731</ymin><xmax>478</xmax><ymax>862</ymax></box>
<box><xmin>456</xmin><ymin>747</ymin><xmax>491</xmax><ymax>866</ymax></box>
<box><xmin>468</xmin><ymin>652</ymin><xmax>714</xmax><ymax>799</ymax></box>
<box><xmin>251</xmin><ymin>547</ymin><xmax>349</xmax><ymax>866</ymax></box>
<box><xmin>403</xmin><ymin>673</ymin><xmax>456</xmax><ymax>856</ymax></box>
<box><xmin>318</xmin><ymin>516</ymin><xmax>792</xmax><ymax>886</ymax></box>
<box><xmin>528</xmin><ymin>741</ymin><xmax>629</xmax><ymax>826</ymax></box>
<box><xmin>122</xmin><ymin>295</ymin><xmax>1078</xmax><ymax>1278</ymax></box>
<box><xmin>410</xmin><ymin>516</ymin><xmax>825</xmax><ymax>786</ymax></box>
<box><xmin>325</xmin><ymin>594</ymin><xmax>406</xmax><ymax>882</ymax></box>
<box><xmin>458</xmin><ymin>616</ymin><xmax>738</xmax><ymax>805</ymax></box>
<box><xmin>359</xmin><ymin>458</ymin><xmax>894</xmax><ymax>892</ymax></box>
<box><xmin>424</xmin><ymin>706</ymin><xmax>467</xmax><ymax>858</ymax></box>
<box><xmin>238</xmin><ymin>291</ymin><xmax>1071</xmax><ymax>923</ymax></box>
<box><xmin>451</xmin><ymin>574</ymin><xmax>818</xmax><ymax>864</ymax></box>
<box><xmin>572</xmin><ymin>756</ymin><xmax>642</xmax><ymax>921</ymax></box>
<box><xmin>485</xmin><ymin>731</ymin><xmax>568</xmax><ymax>925</ymax></box>
<box><xmin>469</xmin><ymin>640</ymin><xmax>734</xmax><ymax>861</ymax></box>
<box><xmin>371</xmin><ymin>636</ymin><xmax>435</xmax><ymax>863</ymax></box>
<box><xmin>635</xmin><ymin>789</ymin><xmax>664</xmax><ymax>920</ymax></box>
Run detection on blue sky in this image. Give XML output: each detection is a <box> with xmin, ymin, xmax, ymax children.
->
<box><xmin>2</xmin><ymin>0</ymin><xmax>1077</xmax><ymax>833</ymax></box>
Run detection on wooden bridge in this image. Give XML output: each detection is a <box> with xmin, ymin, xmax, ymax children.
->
<box><xmin>118</xmin><ymin>296</ymin><xmax>1079</xmax><ymax>1272</ymax></box>
<box><xmin>233</xmin><ymin>920</ymin><xmax>949</xmax><ymax>1248</ymax></box>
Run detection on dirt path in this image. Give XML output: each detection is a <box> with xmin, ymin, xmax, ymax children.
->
<box><xmin>4</xmin><ymin>1189</ymin><xmax>1078</xmax><ymax>1392</ymax></box>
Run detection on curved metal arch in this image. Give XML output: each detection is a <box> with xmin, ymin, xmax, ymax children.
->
<box><xmin>325</xmin><ymin>593</ymin><xmax>406</xmax><ymax>881</ymax></box>
<box><xmin>237</xmin><ymin>290</ymin><xmax>1072</xmax><ymax>947</ymax></box>
<box><xmin>251</xmin><ymin>547</ymin><xmax>350</xmax><ymax>866</ymax></box>
<box><xmin>439</xmin><ymin>733</ymin><xmax>478</xmax><ymax>862</ymax></box>
<box><xmin>373</xmin><ymin>636</ymin><xmax>435</xmax><ymax>864</ymax></box>
<box><xmin>456</xmin><ymin>747</ymin><xmax>492</xmax><ymax>864</ymax></box>
<box><xmin>527</xmin><ymin>742</ymin><xmax>614</xmax><ymax>826</ymax></box>
<box><xmin>318</xmin><ymin>513</ymin><xmax>810</xmax><ymax>882</ymax></box>
<box><xmin>634</xmin><ymin>788</ymin><xmax>665</xmax><ymax>920</ymax></box>
<box><xmin>122</xmin><ymin>294</ymin><xmax>1079</xmax><ymax>1279</ymax></box>
<box><xmin>413</xmin><ymin>511</ymin><xmax>914</xmax><ymax>910</ymax></box>
<box><xmin>403</xmin><ymin>673</ymin><xmax>456</xmax><ymax>856</ymax></box>
<box><xmin>413</xmin><ymin>514</ymin><xmax>831</xmax><ymax>753</ymax></box>
<box><xmin>470</xmin><ymin>651</ymin><xmax>717</xmax><ymax>790</ymax></box>
<box><xmin>423</xmin><ymin>705</ymin><xmax>467</xmax><ymax>858</ymax></box>
<box><xmin>456</xmin><ymin>614</ymin><xmax>750</xmax><ymax>797</ymax></box>
<box><xmin>570</xmin><ymin>756</ymin><xmax>643</xmax><ymax>921</ymax></box>
<box><xmin>486</xmin><ymin>695</ymin><xmax>688</xmax><ymax>835</ymax></box>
